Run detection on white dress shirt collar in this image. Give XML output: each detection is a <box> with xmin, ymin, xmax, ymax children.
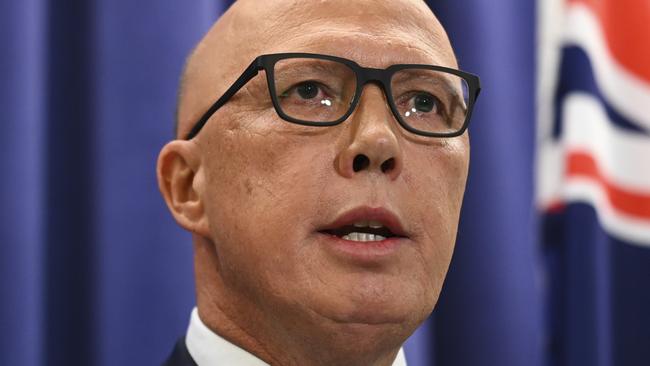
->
<box><xmin>185</xmin><ymin>307</ymin><xmax>408</xmax><ymax>366</ymax></box>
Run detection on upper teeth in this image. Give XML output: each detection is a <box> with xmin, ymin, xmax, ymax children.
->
<box><xmin>352</xmin><ymin>220</ymin><xmax>384</xmax><ymax>229</ymax></box>
<box><xmin>342</xmin><ymin>232</ymin><xmax>387</xmax><ymax>242</ymax></box>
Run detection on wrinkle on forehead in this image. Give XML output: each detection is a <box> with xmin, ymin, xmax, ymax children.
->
<box><xmin>274</xmin><ymin>30</ymin><xmax>453</xmax><ymax>69</ymax></box>
<box><xmin>176</xmin><ymin>0</ymin><xmax>455</xmax><ymax>138</ymax></box>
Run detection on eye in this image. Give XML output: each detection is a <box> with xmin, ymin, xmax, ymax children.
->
<box><xmin>280</xmin><ymin>81</ymin><xmax>325</xmax><ymax>100</ymax></box>
<box><xmin>412</xmin><ymin>93</ymin><xmax>438</xmax><ymax>113</ymax></box>
<box><xmin>296</xmin><ymin>82</ymin><xmax>319</xmax><ymax>99</ymax></box>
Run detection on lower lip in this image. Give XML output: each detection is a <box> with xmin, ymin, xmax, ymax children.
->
<box><xmin>316</xmin><ymin>232</ymin><xmax>406</xmax><ymax>263</ymax></box>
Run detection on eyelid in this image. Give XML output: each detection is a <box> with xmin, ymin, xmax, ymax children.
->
<box><xmin>392</xmin><ymin>73</ymin><xmax>463</xmax><ymax>101</ymax></box>
<box><xmin>395</xmin><ymin>90</ymin><xmax>437</xmax><ymax>104</ymax></box>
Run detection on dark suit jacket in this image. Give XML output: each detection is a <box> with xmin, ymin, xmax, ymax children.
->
<box><xmin>163</xmin><ymin>338</ymin><xmax>198</xmax><ymax>366</ymax></box>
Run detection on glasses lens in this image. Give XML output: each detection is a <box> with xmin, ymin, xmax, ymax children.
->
<box><xmin>273</xmin><ymin>58</ymin><xmax>357</xmax><ymax>123</ymax></box>
<box><xmin>391</xmin><ymin>68</ymin><xmax>469</xmax><ymax>135</ymax></box>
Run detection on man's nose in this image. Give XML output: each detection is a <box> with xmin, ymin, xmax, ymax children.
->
<box><xmin>336</xmin><ymin>85</ymin><xmax>403</xmax><ymax>180</ymax></box>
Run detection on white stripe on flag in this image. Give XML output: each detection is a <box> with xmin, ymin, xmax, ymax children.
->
<box><xmin>536</xmin><ymin>0</ymin><xmax>564</xmax><ymax>207</ymax></box>
<box><xmin>562</xmin><ymin>93</ymin><xmax>650</xmax><ymax>192</ymax></box>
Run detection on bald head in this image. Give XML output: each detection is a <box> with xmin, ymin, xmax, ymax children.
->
<box><xmin>174</xmin><ymin>0</ymin><xmax>455</xmax><ymax>138</ymax></box>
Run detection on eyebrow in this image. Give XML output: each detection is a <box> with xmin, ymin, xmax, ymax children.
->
<box><xmin>392</xmin><ymin>69</ymin><xmax>462</xmax><ymax>96</ymax></box>
<box><xmin>273</xmin><ymin>60</ymin><xmax>352</xmax><ymax>88</ymax></box>
<box><xmin>274</xmin><ymin>59</ymin><xmax>349</xmax><ymax>74</ymax></box>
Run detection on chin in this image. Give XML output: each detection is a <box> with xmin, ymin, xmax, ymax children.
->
<box><xmin>299</xmin><ymin>262</ymin><xmax>436</xmax><ymax>325</ymax></box>
<box><xmin>321</xmin><ymin>305</ymin><xmax>419</xmax><ymax>353</ymax></box>
<box><xmin>340</xmin><ymin>306</ymin><xmax>414</xmax><ymax>326</ymax></box>
<box><xmin>313</xmin><ymin>285</ymin><xmax>430</xmax><ymax>327</ymax></box>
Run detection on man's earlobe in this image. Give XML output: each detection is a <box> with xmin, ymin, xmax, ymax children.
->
<box><xmin>157</xmin><ymin>141</ymin><xmax>210</xmax><ymax>236</ymax></box>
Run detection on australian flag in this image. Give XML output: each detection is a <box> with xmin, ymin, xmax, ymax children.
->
<box><xmin>538</xmin><ymin>0</ymin><xmax>650</xmax><ymax>365</ymax></box>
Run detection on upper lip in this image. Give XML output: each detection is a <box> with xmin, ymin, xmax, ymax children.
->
<box><xmin>318</xmin><ymin>206</ymin><xmax>409</xmax><ymax>238</ymax></box>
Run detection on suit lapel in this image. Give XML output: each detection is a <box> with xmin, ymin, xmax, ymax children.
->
<box><xmin>163</xmin><ymin>337</ymin><xmax>198</xmax><ymax>366</ymax></box>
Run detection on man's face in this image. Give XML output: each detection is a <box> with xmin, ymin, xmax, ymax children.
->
<box><xmin>180</xmin><ymin>0</ymin><xmax>468</xmax><ymax>344</ymax></box>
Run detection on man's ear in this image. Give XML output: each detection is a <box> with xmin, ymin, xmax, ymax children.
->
<box><xmin>157</xmin><ymin>140</ymin><xmax>210</xmax><ymax>237</ymax></box>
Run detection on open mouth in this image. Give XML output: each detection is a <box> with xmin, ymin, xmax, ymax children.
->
<box><xmin>321</xmin><ymin>220</ymin><xmax>401</xmax><ymax>242</ymax></box>
<box><xmin>317</xmin><ymin>205</ymin><xmax>410</xmax><ymax>244</ymax></box>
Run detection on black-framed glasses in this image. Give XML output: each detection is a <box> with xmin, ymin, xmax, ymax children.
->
<box><xmin>185</xmin><ymin>53</ymin><xmax>481</xmax><ymax>140</ymax></box>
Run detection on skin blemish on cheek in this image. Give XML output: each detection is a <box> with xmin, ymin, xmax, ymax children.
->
<box><xmin>245</xmin><ymin>178</ymin><xmax>253</xmax><ymax>195</ymax></box>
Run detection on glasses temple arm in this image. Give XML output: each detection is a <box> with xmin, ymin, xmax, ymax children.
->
<box><xmin>185</xmin><ymin>59</ymin><xmax>263</xmax><ymax>139</ymax></box>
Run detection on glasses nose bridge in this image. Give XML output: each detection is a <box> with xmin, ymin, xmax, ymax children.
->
<box><xmin>357</xmin><ymin>67</ymin><xmax>390</xmax><ymax>91</ymax></box>
<box><xmin>354</xmin><ymin>67</ymin><xmax>392</xmax><ymax>108</ymax></box>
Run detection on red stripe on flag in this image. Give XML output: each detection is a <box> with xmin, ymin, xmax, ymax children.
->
<box><xmin>568</xmin><ymin>0</ymin><xmax>650</xmax><ymax>84</ymax></box>
<box><xmin>566</xmin><ymin>151</ymin><xmax>650</xmax><ymax>219</ymax></box>
<box><xmin>545</xmin><ymin>201</ymin><xmax>567</xmax><ymax>214</ymax></box>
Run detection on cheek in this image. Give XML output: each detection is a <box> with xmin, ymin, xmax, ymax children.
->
<box><xmin>403</xmin><ymin>137</ymin><xmax>469</xmax><ymax>281</ymax></box>
<box><xmin>201</xmin><ymin>113</ymin><xmax>311</xmax><ymax>211</ymax></box>
<box><xmin>408</xmin><ymin>136</ymin><xmax>469</xmax><ymax>218</ymax></box>
<box><xmin>198</xmin><ymin>121</ymin><xmax>335</xmax><ymax>286</ymax></box>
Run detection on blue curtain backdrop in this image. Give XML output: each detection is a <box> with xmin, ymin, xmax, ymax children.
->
<box><xmin>1</xmin><ymin>1</ymin><xmax>540</xmax><ymax>365</ymax></box>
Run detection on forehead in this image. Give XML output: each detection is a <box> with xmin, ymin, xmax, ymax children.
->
<box><xmin>270</xmin><ymin>31</ymin><xmax>454</xmax><ymax>69</ymax></box>
<box><xmin>229</xmin><ymin>0</ymin><xmax>455</xmax><ymax>68</ymax></box>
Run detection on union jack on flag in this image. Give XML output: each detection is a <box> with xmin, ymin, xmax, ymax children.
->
<box><xmin>537</xmin><ymin>0</ymin><xmax>650</xmax><ymax>365</ymax></box>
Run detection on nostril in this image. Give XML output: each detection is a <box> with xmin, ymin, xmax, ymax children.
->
<box><xmin>381</xmin><ymin>158</ymin><xmax>395</xmax><ymax>173</ymax></box>
<box><xmin>353</xmin><ymin>154</ymin><xmax>370</xmax><ymax>172</ymax></box>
